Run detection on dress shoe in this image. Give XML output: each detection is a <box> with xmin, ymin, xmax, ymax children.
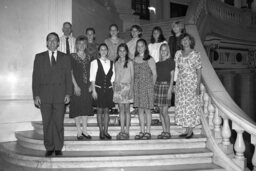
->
<box><xmin>185</xmin><ymin>132</ymin><xmax>194</xmax><ymax>139</ymax></box>
<box><xmin>100</xmin><ymin>132</ymin><xmax>105</xmax><ymax>140</ymax></box>
<box><xmin>104</xmin><ymin>132</ymin><xmax>112</xmax><ymax>140</ymax></box>
<box><xmin>55</xmin><ymin>150</ymin><xmax>63</xmax><ymax>156</ymax></box>
<box><xmin>82</xmin><ymin>133</ymin><xmax>92</xmax><ymax>140</ymax></box>
<box><xmin>179</xmin><ymin>133</ymin><xmax>188</xmax><ymax>137</ymax></box>
<box><xmin>45</xmin><ymin>150</ymin><xmax>54</xmax><ymax>157</ymax></box>
<box><xmin>77</xmin><ymin>135</ymin><xmax>84</xmax><ymax>140</ymax></box>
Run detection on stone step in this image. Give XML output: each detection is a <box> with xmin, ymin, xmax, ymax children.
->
<box><xmin>0</xmin><ymin>158</ymin><xmax>225</xmax><ymax>171</ymax></box>
<box><xmin>16</xmin><ymin>130</ymin><xmax>207</xmax><ymax>151</ymax></box>
<box><xmin>31</xmin><ymin>121</ymin><xmax>202</xmax><ymax>137</ymax></box>
<box><xmin>0</xmin><ymin>142</ymin><xmax>215</xmax><ymax>169</ymax></box>
<box><xmin>64</xmin><ymin>112</ymin><xmax>176</xmax><ymax>124</ymax></box>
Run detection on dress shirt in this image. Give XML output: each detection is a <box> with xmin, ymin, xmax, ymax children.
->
<box><xmin>90</xmin><ymin>58</ymin><xmax>115</xmax><ymax>83</ymax></box>
<box><xmin>59</xmin><ymin>35</ymin><xmax>76</xmax><ymax>54</ymax></box>
<box><xmin>48</xmin><ymin>50</ymin><xmax>58</xmax><ymax>63</ymax></box>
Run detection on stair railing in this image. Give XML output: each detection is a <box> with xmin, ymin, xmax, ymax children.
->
<box><xmin>184</xmin><ymin>0</ymin><xmax>256</xmax><ymax>170</ymax></box>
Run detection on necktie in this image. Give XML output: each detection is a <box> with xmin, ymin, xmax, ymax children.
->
<box><xmin>51</xmin><ymin>52</ymin><xmax>56</xmax><ymax>66</ymax></box>
<box><xmin>66</xmin><ymin>37</ymin><xmax>70</xmax><ymax>54</ymax></box>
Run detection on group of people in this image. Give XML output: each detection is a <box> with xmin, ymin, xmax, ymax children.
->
<box><xmin>32</xmin><ymin>21</ymin><xmax>202</xmax><ymax>157</ymax></box>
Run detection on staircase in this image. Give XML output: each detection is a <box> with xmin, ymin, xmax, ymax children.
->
<box><xmin>0</xmin><ymin>109</ymin><xmax>225</xmax><ymax>170</ymax></box>
<box><xmin>1</xmin><ymin>0</ymin><xmax>256</xmax><ymax>170</ymax></box>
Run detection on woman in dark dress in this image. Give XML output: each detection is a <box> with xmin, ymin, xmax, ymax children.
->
<box><xmin>90</xmin><ymin>43</ymin><xmax>115</xmax><ymax>140</ymax></box>
<box><xmin>168</xmin><ymin>21</ymin><xmax>185</xmax><ymax>106</ymax></box>
<box><xmin>70</xmin><ymin>35</ymin><xmax>93</xmax><ymax>140</ymax></box>
<box><xmin>85</xmin><ymin>27</ymin><xmax>98</xmax><ymax>61</ymax></box>
<box><xmin>168</xmin><ymin>21</ymin><xmax>185</xmax><ymax>59</ymax></box>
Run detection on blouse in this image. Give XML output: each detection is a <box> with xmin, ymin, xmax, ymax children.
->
<box><xmin>104</xmin><ymin>38</ymin><xmax>125</xmax><ymax>61</ymax></box>
<box><xmin>148</xmin><ymin>41</ymin><xmax>167</xmax><ymax>63</ymax></box>
<box><xmin>127</xmin><ymin>38</ymin><xmax>139</xmax><ymax>60</ymax></box>
<box><xmin>114</xmin><ymin>60</ymin><xmax>133</xmax><ymax>83</ymax></box>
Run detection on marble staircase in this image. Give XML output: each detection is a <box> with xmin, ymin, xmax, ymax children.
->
<box><xmin>0</xmin><ymin>110</ymin><xmax>225</xmax><ymax>170</ymax></box>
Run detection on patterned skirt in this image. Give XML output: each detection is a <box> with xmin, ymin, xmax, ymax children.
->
<box><xmin>113</xmin><ymin>82</ymin><xmax>133</xmax><ymax>104</ymax></box>
<box><xmin>154</xmin><ymin>81</ymin><xmax>171</xmax><ymax>106</ymax></box>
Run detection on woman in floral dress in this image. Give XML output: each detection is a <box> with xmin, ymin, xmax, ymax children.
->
<box><xmin>174</xmin><ymin>33</ymin><xmax>202</xmax><ymax>139</ymax></box>
<box><xmin>113</xmin><ymin>43</ymin><xmax>134</xmax><ymax>140</ymax></box>
<box><xmin>70</xmin><ymin>36</ymin><xmax>93</xmax><ymax>140</ymax></box>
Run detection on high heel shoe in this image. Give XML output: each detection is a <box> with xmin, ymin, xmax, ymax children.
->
<box><xmin>82</xmin><ymin>133</ymin><xmax>92</xmax><ymax>140</ymax></box>
<box><xmin>185</xmin><ymin>132</ymin><xmax>194</xmax><ymax>139</ymax></box>
<box><xmin>179</xmin><ymin>133</ymin><xmax>188</xmax><ymax>137</ymax></box>
<box><xmin>77</xmin><ymin>135</ymin><xmax>84</xmax><ymax>140</ymax></box>
<box><xmin>100</xmin><ymin>132</ymin><xmax>105</xmax><ymax>140</ymax></box>
<box><xmin>104</xmin><ymin>132</ymin><xmax>112</xmax><ymax>140</ymax></box>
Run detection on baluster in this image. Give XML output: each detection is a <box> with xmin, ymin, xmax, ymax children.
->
<box><xmin>213</xmin><ymin>106</ymin><xmax>222</xmax><ymax>141</ymax></box>
<box><xmin>203</xmin><ymin>93</ymin><xmax>209</xmax><ymax>115</ymax></box>
<box><xmin>222</xmin><ymin>117</ymin><xmax>231</xmax><ymax>145</ymax></box>
<box><xmin>251</xmin><ymin>135</ymin><xmax>256</xmax><ymax>171</ymax></box>
<box><xmin>208</xmin><ymin>99</ymin><xmax>214</xmax><ymax>129</ymax></box>
<box><xmin>218</xmin><ymin>115</ymin><xmax>234</xmax><ymax>155</ymax></box>
<box><xmin>232</xmin><ymin>123</ymin><xmax>246</xmax><ymax>169</ymax></box>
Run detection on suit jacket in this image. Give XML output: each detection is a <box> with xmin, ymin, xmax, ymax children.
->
<box><xmin>32</xmin><ymin>51</ymin><xmax>72</xmax><ymax>104</ymax></box>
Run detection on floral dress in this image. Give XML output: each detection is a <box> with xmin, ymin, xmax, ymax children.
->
<box><xmin>174</xmin><ymin>50</ymin><xmax>202</xmax><ymax>127</ymax></box>
<box><xmin>134</xmin><ymin>61</ymin><xmax>154</xmax><ymax>109</ymax></box>
<box><xmin>113</xmin><ymin>60</ymin><xmax>133</xmax><ymax>104</ymax></box>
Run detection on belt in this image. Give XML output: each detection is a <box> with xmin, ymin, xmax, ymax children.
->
<box><xmin>156</xmin><ymin>81</ymin><xmax>170</xmax><ymax>84</ymax></box>
<box><xmin>95</xmin><ymin>85</ymin><xmax>113</xmax><ymax>89</ymax></box>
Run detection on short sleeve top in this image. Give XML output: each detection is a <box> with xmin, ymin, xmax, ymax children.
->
<box><xmin>156</xmin><ymin>58</ymin><xmax>175</xmax><ymax>83</ymax></box>
<box><xmin>104</xmin><ymin>38</ymin><xmax>125</xmax><ymax>61</ymax></box>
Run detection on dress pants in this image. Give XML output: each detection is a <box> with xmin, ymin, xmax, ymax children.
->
<box><xmin>40</xmin><ymin>103</ymin><xmax>65</xmax><ymax>151</ymax></box>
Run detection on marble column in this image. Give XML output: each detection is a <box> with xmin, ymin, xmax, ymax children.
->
<box><xmin>48</xmin><ymin>0</ymin><xmax>72</xmax><ymax>35</ymax></box>
<box><xmin>252</xmin><ymin>0</ymin><xmax>256</xmax><ymax>12</ymax></box>
<box><xmin>234</xmin><ymin>0</ymin><xmax>242</xmax><ymax>8</ymax></box>
<box><xmin>241</xmin><ymin>0</ymin><xmax>248</xmax><ymax>8</ymax></box>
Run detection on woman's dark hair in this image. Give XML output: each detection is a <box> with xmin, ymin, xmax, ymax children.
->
<box><xmin>115</xmin><ymin>43</ymin><xmax>130</xmax><ymax>68</ymax></box>
<box><xmin>98</xmin><ymin>43</ymin><xmax>109</xmax><ymax>55</ymax></box>
<box><xmin>134</xmin><ymin>39</ymin><xmax>151</xmax><ymax>61</ymax></box>
<box><xmin>75</xmin><ymin>35</ymin><xmax>87</xmax><ymax>51</ymax></box>
<box><xmin>46</xmin><ymin>32</ymin><xmax>60</xmax><ymax>42</ymax></box>
<box><xmin>85</xmin><ymin>27</ymin><xmax>96</xmax><ymax>34</ymax></box>
<box><xmin>180</xmin><ymin>33</ymin><xmax>196</xmax><ymax>50</ymax></box>
<box><xmin>171</xmin><ymin>21</ymin><xmax>186</xmax><ymax>36</ymax></box>
<box><xmin>130</xmin><ymin>25</ymin><xmax>143</xmax><ymax>38</ymax></box>
<box><xmin>75</xmin><ymin>35</ymin><xmax>87</xmax><ymax>44</ymax></box>
<box><xmin>150</xmin><ymin>26</ymin><xmax>166</xmax><ymax>43</ymax></box>
<box><xmin>63</xmin><ymin>22</ymin><xmax>72</xmax><ymax>28</ymax></box>
<box><xmin>109</xmin><ymin>24</ymin><xmax>119</xmax><ymax>31</ymax></box>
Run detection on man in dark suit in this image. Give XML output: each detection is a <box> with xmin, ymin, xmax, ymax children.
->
<box><xmin>32</xmin><ymin>32</ymin><xmax>72</xmax><ymax>157</ymax></box>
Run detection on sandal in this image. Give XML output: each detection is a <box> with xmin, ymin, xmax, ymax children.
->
<box><xmin>135</xmin><ymin>132</ymin><xmax>144</xmax><ymax>140</ymax></box>
<box><xmin>120</xmin><ymin>132</ymin><xmax>129</xmax><ymax>140</ymax></box>
<box><xmin>163</xmin><ymin>132</ymin><xmax>171</xmax><ymax>139</ymax></box>
<box><xmin>142</xmin><ymin>132</ymin><xmax>151</xmax><ymax>140</ymax></box>
<box><xmin>157</xmin><ymin>132</ymin><xmax>165</xmax><ymax>139</ymax></box>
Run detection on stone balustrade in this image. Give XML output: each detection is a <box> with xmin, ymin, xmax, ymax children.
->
<box><xmin>200</xmin><ymin>83</ymin><xmax>256</xmax><ymax>170</ymax></box>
